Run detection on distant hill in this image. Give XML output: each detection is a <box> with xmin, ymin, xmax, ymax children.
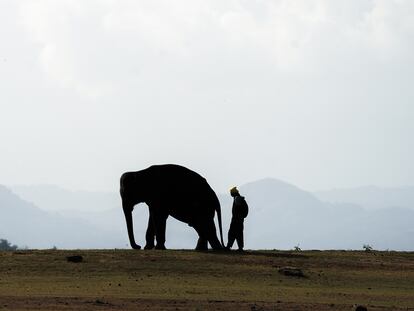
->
<box><xmin>314</xmin><ymin>186</ymin><xmax>414</xmax><ymax>210</ymax></box>
<box><xmin>238</xmin><ymin>179</ymin><xmax>414</xmax><ymax>250</ymax></box>
<box><xmin>4</xmin><ymin>180</ymin><xmax>414</xmax><ymax>250</ymax></box>
<box><xmin>10</xmin><ymin>184</ymin><xmax>119</xmax><ymax>213</ymax></box>
<box><xmin>0</xmin><ymin>185</ymin><xmax>125</xmax><ymax>249</ymax></box>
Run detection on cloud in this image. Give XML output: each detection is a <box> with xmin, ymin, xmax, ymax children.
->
<box><xmin>0</xmin><ymin>0</ymin><xmax>413</xmax><ymax>191</ymax></box>
<box><xmin>16</xmin><ymin>0</ymin><xmax>414</xmax><ymax>97</ymax></box>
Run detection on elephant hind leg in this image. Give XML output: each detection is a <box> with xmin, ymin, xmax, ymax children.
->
<box><xmin>194</xmin><ymin>221</ymin><xmax>222</xmax><ymax>250</ymax></box>
<box><xmin>208</xmin><ymin>235</ymin><xmax>222</xmax><ymax>250</ymax></box>
<box><xmin>196</xmin><ymin>237</ymin><xmax>208</xmax><ymax>251</ymax></box>
<box><xmin>193</xmin><ymin>224</ymin><xmax>208</xmax><ymax>251</ymax></box>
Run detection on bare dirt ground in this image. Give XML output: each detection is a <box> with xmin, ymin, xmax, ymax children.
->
<box><xmin>0</xmin><ymin>249</ymin><xmax>413</xmax><ymax>310</ymax></box>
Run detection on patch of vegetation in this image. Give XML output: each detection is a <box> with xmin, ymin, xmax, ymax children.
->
<box><xmin>363</xmin><ymin>244</ymin><xmax>373</xmax><ymax>252</ymax></box>
<box><xmin>0</xmin><ymin>238</ymin><xmax>18</xmax><ymax>251</ymax></box>
<box><xmin>0</xmin><ymin>249</ymin><xmax>413</xmax><ymax>310</ymax></box>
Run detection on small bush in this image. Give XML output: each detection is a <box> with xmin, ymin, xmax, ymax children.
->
<box><xmin>293</xmin><ymin>244</ymin><xmax>302</xmax><ymax>252</ymax></box>
<box><xmin>0</xmin><ymin>239</ymin><xmax>18</xmax><ymax>251</ymax></box>
<box><xmin>363</xmin><ymin>244</ymin><xmax>373</xmax><ymax>252</ymax></box>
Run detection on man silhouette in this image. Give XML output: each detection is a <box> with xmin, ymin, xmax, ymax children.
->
<box><xmin>226</xmin><ymin>186</ymin><xmax>248</xmax><ymax>251</ymax></box>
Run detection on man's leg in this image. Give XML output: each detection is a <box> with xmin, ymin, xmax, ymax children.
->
<box><xmin>236</xmin><ymin>222</ymin><xmax>244</xmax><ymax>251</ymax></box>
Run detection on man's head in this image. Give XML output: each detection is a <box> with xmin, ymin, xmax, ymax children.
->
<box><xmin>229</xmin><ymin>186</ymin><xmax>239</xmax><ymax>197</ymax></box>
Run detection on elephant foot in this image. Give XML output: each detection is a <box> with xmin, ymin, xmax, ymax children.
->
<box><xmin>131</xmin><ymin>244</ymin><xmax>142</xmax><ymax>250</ymax></box>
<box><xmin>155</xmin><ymin>244</ymin><xmax>167</xmax><ymax>250</ymax></box>
<box><xmin>195</xmin><ymin>246</ymin><xmax>208</xmax><ymax>251</ymax></box>
<box><xmin>195</xmin><ymin>237</ymin><xmax>208</xmax><ymax>251</ymax></box>
<box><xmin>195</xmin><ymin>242</ymin><xmax>208</xmax><ymax>251</ymax></box>
<box><xmin>209</xmin><ymin>241</ymin><xmax>224</xmax><ymax>250</ymax></box>
<box><xmin>144</xmin><ymin>244</ymin><xmax>155</xmax><ymax>250</ymax></box>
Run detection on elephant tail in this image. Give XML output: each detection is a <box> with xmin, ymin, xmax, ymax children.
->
<box><xmin>214</xmin><ymin>194</ymin><xmax>225</xmax><ymax>248</ymax></box>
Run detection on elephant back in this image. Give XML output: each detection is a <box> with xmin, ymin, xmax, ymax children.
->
<box><xmin>145</xmin><ymin>164</ymin><xmax>219</xmax><ymax>215</ymax></box>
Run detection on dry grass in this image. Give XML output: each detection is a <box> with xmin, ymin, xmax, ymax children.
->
<box><xmin>0</xmin><ymin>249</ymin><xmax>413</xmax><ymax>310</ymax></box>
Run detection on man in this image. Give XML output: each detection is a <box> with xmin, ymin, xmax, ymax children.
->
<box><xmin>226</xmin><ymin>186</ymin><xmax>249</xmax><ymax>251</ymax></box>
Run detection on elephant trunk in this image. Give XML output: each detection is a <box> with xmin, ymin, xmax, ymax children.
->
<box><xmin>123</xmin><ymin>205</ymin><xmax>141</xmax><ymax>250</ymax></box>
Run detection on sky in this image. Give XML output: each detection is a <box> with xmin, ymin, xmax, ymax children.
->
<box><xmin>1</xmin><ymin>0</ymin><xmax>413</xmax><ymax>193</ymax></box>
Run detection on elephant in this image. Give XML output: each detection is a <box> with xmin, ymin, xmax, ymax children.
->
<box><xmin>120</xmin><ymin>164</ymin><xmax>225</xmax><ymax>250</ymax></box>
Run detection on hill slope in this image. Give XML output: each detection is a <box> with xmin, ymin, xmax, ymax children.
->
<box><xmin>0</xmin><ymin>185</ymin><xmax>124</xmax><ymax>248</ymax></box>
<box><xmin>314</xmin><ymin>186</ymin><xmax>414</xmax><ymax>210</ymax></box>
<box><xmin>5</xmin><ymin>180</ymin><xmax>414</xmax><ymax>250</ymax></box>
<box><xmin>239</xmin><ymin>179</ymin><xmax>414</xmax><ymax>250</ymax></box>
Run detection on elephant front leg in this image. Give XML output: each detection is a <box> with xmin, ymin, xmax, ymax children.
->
<box><xmin>144</xmin><ymin>213</ymin><xmax>155</xmax><ymax>250</ymax></box>
<box><xmin>153</xmin><ymin>212</ymin><xmax>168</xmax><ymax>250</ymax></box>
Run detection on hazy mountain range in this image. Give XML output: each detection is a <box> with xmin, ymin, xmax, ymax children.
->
<box><xmin>0</xmin><ymin>185</ymin><xmax>122</xmax><ymax>248</ymax></box>
<box><xmin>240</xmin><ymin>179</ymin><xmax>414</xmax><ymax>250</ymax></box>
<box><xmin>314</xmin><ymin>186</ymin><xmax>414</xmax><ymax>210</ymax></box>
<box><xmin>1</xmin><ymin>179</ymin><xmax>413</xmax><ymax>250</ymax></box>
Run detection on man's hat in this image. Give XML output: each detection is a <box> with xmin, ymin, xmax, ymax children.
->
<box><xmin>229</xmin><ymin>186</ymin><xmax>239</xmax><ymax>196</ymax></box>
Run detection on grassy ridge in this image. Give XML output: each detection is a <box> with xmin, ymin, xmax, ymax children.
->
<box><xmin>0</xmin><ymin>250</ymin><xmax>413</xmax><ymax>310</ymax></box>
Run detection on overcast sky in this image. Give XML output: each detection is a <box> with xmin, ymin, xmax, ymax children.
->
<box><xmin>1</xmin><ymin>0</ymin><xmax>413</xmax><ymax>193</ymax></box>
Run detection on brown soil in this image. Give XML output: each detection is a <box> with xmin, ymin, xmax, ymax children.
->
<box><xmin>0</xmin><ymin>249</ymin><xmax>413</xmax><ymax>311</ymax></box>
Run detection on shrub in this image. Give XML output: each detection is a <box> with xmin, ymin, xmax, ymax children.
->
<box><xmin>293</xmin><ymin>244</ymin><xmax>302</xmax><ymax>252</ymax></box>
<box><xmin>0</xmin><ymin>239</ymin><xmax>18</xmax><ymax>251</ymax></box>
<box><xmin>363</xmin><ymin>244</ymin><xmax>373</xmax><ymax>252</ymax></box>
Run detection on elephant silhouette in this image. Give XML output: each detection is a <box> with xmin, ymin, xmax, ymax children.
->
<box><xmin>120</xmin><ymin>164</ymin><xmax>225</xmax><ymax>250</ymax></box>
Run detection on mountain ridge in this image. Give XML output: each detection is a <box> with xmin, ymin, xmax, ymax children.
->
<box><xmin>314</xmin><ymin>185</ymin><xmax>414</xmax><ymax>210</ymax></box>
<box><xmin>2</xmin><ymin>179</ymin><xmax>414</xmax><ymax>250</ymax></box>
<box><xmin>0</xmin><ymin>184</ymin><xmax>125</xmax><ymax>248</ymax></box>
